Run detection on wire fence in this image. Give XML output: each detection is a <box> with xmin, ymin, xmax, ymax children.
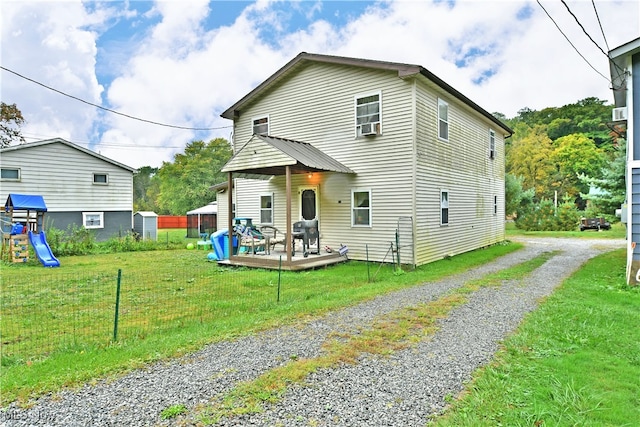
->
<box><xmin>1</xmin><ymin>264</ymin><xmax>339</xmax><ymax>364</ymax></box>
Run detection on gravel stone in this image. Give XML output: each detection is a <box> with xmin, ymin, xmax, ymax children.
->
<box><xmin>1</xmin><ymin>237</ymin><xmax>623</xmax><ymax>427</ymax></box>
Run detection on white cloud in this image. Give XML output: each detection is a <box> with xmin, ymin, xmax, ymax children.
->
<box><xmin>2</xmin><ymin>0</ymin><xmax>638</xmax><ymax>168</ymax></box>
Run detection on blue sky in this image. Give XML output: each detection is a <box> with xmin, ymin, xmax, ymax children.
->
<box><xmin>1</xmin><ymin>0</ymin><xmax>638</xmax><ymax>168</ymax></box>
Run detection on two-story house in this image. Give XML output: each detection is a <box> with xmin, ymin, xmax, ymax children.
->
<box><xmin>0</xmin><ymin>138</ymin><xmax>135</xmax><ymax>240</ymax></box>
<box><xmin>219</xmin><ymin>52</ymin><xmax>512</xmax><ymax>268</ymax></box>
<box><xmin>610</xmin><ymin>37</ymin><xmax>639</xmax><ymax>284</ymax></box>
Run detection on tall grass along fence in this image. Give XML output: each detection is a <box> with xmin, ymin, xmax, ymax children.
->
<box><xmin>1</xmin><ymin>263</ymin><xmax>343</xmax><ymax>366</ymax></box>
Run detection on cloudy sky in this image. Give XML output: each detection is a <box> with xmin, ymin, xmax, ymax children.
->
<box><xmin>1</xmin><ymin>0</ymin><xmax>638</xmax><ymax>169</ymax></box>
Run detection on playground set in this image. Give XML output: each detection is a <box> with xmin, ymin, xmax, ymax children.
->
<box><xmin>1</xmin><ymin>194</ymin><xmax>60</xmax><ymax>267</ymax></box>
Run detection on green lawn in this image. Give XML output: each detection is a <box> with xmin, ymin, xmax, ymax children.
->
<box><xmin>431</xmin><ymin>248</ymin><xmax>640</xmax><ymax>426</ymax></box>
<box><xmin>1</xmin><ymin>236</ymin><xmax>521</xmax><ymax>406</ymax></box>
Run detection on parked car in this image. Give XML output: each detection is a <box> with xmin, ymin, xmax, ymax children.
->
<box><xmin>580</xmin><ymin>217</ymin><xmax>611</xmax><ymax>231</ymax></box>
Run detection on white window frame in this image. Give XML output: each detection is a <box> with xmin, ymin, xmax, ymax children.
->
<box><xmin>83</xmin><ymin>212</ymin><xmax>104</xmax><ymax>229</ymax></box>
<box><xmin>1</xmin><ymin>168</ymin><xmax>21</xmax><ymax>181</ymax></box>
<box><xmin>489</xmin><ymin>129</ymin><xmax>496</xmax><ymax>159</ymax></box>
<box><xmin>252</xmin><ymin>115</ymin><xmax>269</xmax><ymax>136</ymax></box>
<box><xmin>440</xmin><ymin>190</ymin><xmax>449</xmax><ymax>226</ymax></box>
<box><xmin>351</xmin><ymin>188</ymin><xmax>372</xmax><ymax>227</ymax></box>
<box><xmin>93</xmin><ymin>173</ymin><xmax>109</xmax><ymax>185</ymax></box>
<box><xmin>260</xmin><ymin>193</ymin><xmax>273</xmax><ymax>225</ymax></box>
<box><xmin>354</xmin><ymin>91</ymin><xmax>382</xmax><ymax>137</ymax></box>
<box><xmin>438</xmin><ymin>98</ymin><xmax>449</xmax><ymax>141</ymax></box>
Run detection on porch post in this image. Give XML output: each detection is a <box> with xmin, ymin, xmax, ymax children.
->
<box><xmin>227</xmin><ymin>172</ymin><xmax>234</xmax><ymax>260</ymax></box>
<box><xmin>286</xmin><ymin>165</ymin><xmax>292</xmax><ymax>263</ymax></box>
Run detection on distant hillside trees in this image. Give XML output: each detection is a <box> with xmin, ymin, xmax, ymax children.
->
<box><xmin>133</xmin><ymin>138</ymin><xmax>232</xmax><ymax>215</ymax></box>
<box><xmin>503</xmin><ymin>97</ymin><xmax>622</xmax><ymax>229</ymax></box>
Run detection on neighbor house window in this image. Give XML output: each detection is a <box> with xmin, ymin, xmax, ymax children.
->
<box><xmin>252</xmin><ymin>116</ymin><xmax>269</xmax><ymax>135</ymax></box>
<box><xmin>494</xmin><ymin>195</ymin><xmax>498</xmax><ymax>216</ymax></box>
<box><xmin>93</xmin><ymin>173</ymin><xmax>108</xmax><ymax>185</ymax></box>
<box><xmin>260</xmin><ymin>194</ymin><xmax>273</xmax><ymax>224</ymax></box>
<box><xmin>440</xmin><ymin>190</ymin><xmax>449</xmax><ymax>225</ymax></box>
<box><xmin>489</xmin><ymin>129</ymin><xmax>496</xmax><ymax>159</ymax></box>
<box><xmin>1</xmin><ymin>168</ymin><xmax>20</xmax><ymax>181</ymax></box>
<box><xmin>83</xmin><ymin>212</ymin><xmax>104</xmax><ymax>229</ymax></box>
<box><xmin>355</xmin><ymin>92</ymin><xmax>381</xmax><ymax>136</ymax></box>
<box><xmin>352</xmin><ymin>189</ymin><xmax>371</xmax><ymax>226</ymax></box>
<box><xmin>438</xmin><ymin>98</ymin><xmax>449</xmax><ymax>141</ymax></box>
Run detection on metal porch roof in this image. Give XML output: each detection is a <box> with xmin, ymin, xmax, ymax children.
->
<box><xmin>221</xmin><ymin>135</ymin><xmax>355</xmax><ymax>179</ymax></box>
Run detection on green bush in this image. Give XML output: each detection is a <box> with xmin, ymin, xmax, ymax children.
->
<box><xmin>515</xmin><ymin>198</ymin><xmax>581</xmax><ymax>231</ymax></box>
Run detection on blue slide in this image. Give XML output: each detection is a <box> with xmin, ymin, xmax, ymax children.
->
<box><xmin>28</xmin><ymin>230</ymin><xmax>60</xmax><ymax>267</ymax></box>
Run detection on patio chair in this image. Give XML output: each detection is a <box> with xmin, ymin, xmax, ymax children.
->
<box><xmin>259</xmin><ymin>225</ymin><xmax>287</xmax><ymax>253</ymax></box>
<box><xmin>234</xmin><ymin>224</ymin><xmax>267</xmax><ymax>255</ymax></box>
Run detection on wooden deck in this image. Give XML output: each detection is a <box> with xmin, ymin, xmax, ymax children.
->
<box><xmin>217</xmin><ymin>248</ymin><xmax>348</xmax><ymax>271</ymax></box>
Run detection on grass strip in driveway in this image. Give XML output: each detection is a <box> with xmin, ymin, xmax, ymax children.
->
<box><xmin>192</xmin><ymin>251</ymin><xmax>557</xmax><ymax>425</ymax></box>
<box><xmin>431</xmin><ymin>248</ymin><xmax>640</xmax><ymax>426</ymax></box>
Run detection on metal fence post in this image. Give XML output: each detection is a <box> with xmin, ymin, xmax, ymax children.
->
<box><xmin>113</xmin><ymin>269</ymin><xmax>122</xmax><ymax>341</ymax></box>
<box><xmin>277</xmin><ymin>256</ymin><xmax>282</xmax><ymax>302</ymax></box>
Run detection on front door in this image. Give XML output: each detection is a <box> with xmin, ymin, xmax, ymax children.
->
<box><xmin>299</xmin><ymin>187</ymin><xmax>318</xmax><ymax>220</ymax></box>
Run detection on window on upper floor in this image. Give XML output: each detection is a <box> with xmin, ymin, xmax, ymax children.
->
<box><xmin>352</xmin><ymin>189</ymin><xmax>371</xmax><ymax>226</ymax></box>
<box><xmin>93</xmin><ymin>173</ymin><xmax>108</xmax><ymax>185</ymax></box>
<box><xmin>253</xmin><ymin>116</ymin><xmax>269</xmax><ymax>135</ymax></box>
<box><xmin>489</xmin><ymin>129</ymin><xmax>496</xmax><ymax>159</ymax></box>
<box><xmin>260</xmin><ymin>194</ymin><xmax>273</xmax><ymax>224</ymax></box>
<box><xmin>1</xmin><ymin>168</ymin><xmax>20</xmax><ymax>181</ymax></box>
<box><xmin>440</xmin><ymin>190</ymin><xmax>449</xmax><ymax>225</ymax></box>
<box><xmin>83</xmin><ymin>212</ymin><xmax>104</xmax><ymax>229</ymax></box>
<box><xmin>355</xmin><ymin>92</ymin><xmax>381</xmax><ymax>137</ymax></box>
<box><xmin>438</xmin><ymin>98</ymin><xmax>449</xmax><ymax>141</ymax></box>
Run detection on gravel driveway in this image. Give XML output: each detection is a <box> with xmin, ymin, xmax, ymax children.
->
<box><xmin>2</xmin><ymin>237</ymin><xmax>624</xmax><ymax>427</ymax></box>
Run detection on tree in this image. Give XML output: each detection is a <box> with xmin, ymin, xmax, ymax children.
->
<box><xmin>155</xmin><ymin>138</ymin><xmax>232</xmax><ymax>215</ymax></box>
<box><xmin>505</xmin><ymin>173</ymin><xmax>534</xmax><ymax>218</ymax></box>
<box><xmin>0</xmin><ymin>102</ymin><xmax>26</xmax><ymax>147</ymax></box>
<box><xmin>506</xmin><ymin>125</ymin><xmax>555</xmax><ymax>199</ymax></box>
<box><xmin>133</xmin><ymin>166</ymin><xmax>159</xmax><ymax>212</ymax></box>
<box><xmin>550</xmin><ymin>133</ymin><xmax>606</xmax><ymax>202</ymax></box>
<box><xmin>580</xmin><ymin>138</ymin><xmax>626</xmax><ymax>216</ymax></box>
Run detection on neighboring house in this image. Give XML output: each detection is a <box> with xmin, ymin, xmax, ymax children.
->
<box><xmin>219</xmin><ymin>52</ymin><xmax>512</xmax><ymax>266</ymax></box>
<box><xmin>0</xmin><ymin>138</ymin><xmax>136</xmax><ymax>240</ymax></box>
<box><xmin>610</xmin><ymin>37</ymin><xmax>640</xmax><ymax>284</ymax></box>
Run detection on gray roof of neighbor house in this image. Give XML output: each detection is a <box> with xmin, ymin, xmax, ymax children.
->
<box><xmin>221</xmin><ymin>134</ymin><xmax>355</xmax><ymax>179</ymax></box>
<box><xmin>609</xmin><ymin>37</ymin><xmax>640</xmax><ymax>107</ymax></box>
<box><xmin>0</xmin><ymin>138</ymin><xmax>136</xmax><ymax>172</ymax></box>
<box><xmin>221</xmin><ymin>52</ymin><xmax>513</xmax><ymax>135</ymax></box>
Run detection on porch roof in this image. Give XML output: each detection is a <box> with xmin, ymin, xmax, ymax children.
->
<box><xmin>221</xmin><ymin>134</ymin><xmax>355</xmax><ymax>178</ymax></box>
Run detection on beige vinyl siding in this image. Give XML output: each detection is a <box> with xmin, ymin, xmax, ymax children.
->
<box><xmin>414</xmin><ymin>78</ymin><xmax>505</xmax><ymax>265</ymax></box>
<box><xmin>0</xmin><ymin>142</ymin><xmax>133</xmax><ymax>212</ymax></box>
<box><xmin>231</xmin><ymin>63</ymin><xmax>416</xmax><ymax>262</ymax></box>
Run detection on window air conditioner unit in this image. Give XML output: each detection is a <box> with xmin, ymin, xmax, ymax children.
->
<box><xmin>357</xmin><ymin>122</ymin><xmax>380</xmax><ymax>136</ymax></box>
<box><xmin>612</xmin><ymin>107</ymin><xmax>628</xmax><ymax>121</ymax></box>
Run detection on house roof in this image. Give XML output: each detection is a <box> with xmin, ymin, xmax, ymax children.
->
<box><xmin>0</xmin><ymin>138</ymin><xmax>136</xmax><ymax>172</ymax></box>
<box><xmin>221</xmin><ymin>52</ymin><xmax>513</xmax><ymax>135</ymax></box>
<box><xmin>134</xmin><ymin>211</ymin><xmax>158</xmax><ymax>217</ymax></box>
<box><xmin>221</xmin><ymin>134</ymin><xmax>355</xmax><ymax>179</ymax></box>
<box><xmin>4</xmin><ymin>194</ymin><xmax>47</xmax><ymax>212</ymax></box>
<box><xmin>609</xmin><ymin>37</ymin><xmax>640</xmax><ymax>107</ymax></box>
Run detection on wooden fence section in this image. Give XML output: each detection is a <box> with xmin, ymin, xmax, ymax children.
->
<box><xmin>157</xmin><ymin>216</ymin><xmax>187</xmax><ymax>229</ymax></box>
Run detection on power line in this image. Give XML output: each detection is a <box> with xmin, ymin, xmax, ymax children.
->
<box><xmin>0</xmin><ymin>66</ymin><xmax>233</xmax><ymax>131</ymax></box>
<box><xmin>590</xmin><ymin>0</ymin><xmax>610</xmax><ymax>52</ymax></box>
<box><xmin>535</xmin><ymin>0</ymin><xmax>610</xmax><ymax>83</ymax></box>
<box><xmin>560</xmin><ymin>0</ymin><xmax>608</xmax><ymax>57</ymax></box>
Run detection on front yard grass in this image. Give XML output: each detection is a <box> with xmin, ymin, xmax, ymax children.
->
<box><xmin>1</xmin><ymin>239</ymin><xmax>520</xmax><ymax>406</ymax></box>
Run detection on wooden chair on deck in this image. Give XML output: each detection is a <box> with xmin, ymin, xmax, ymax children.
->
<box><xmin>259</xmin><ymin>225</ymin><xmax>287</xmax><ymax>254</ymax></box>
<box><xmin>234</xmin><ymin>225</ymin><xmax>267</xmax><ymax>255</ymax></box>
